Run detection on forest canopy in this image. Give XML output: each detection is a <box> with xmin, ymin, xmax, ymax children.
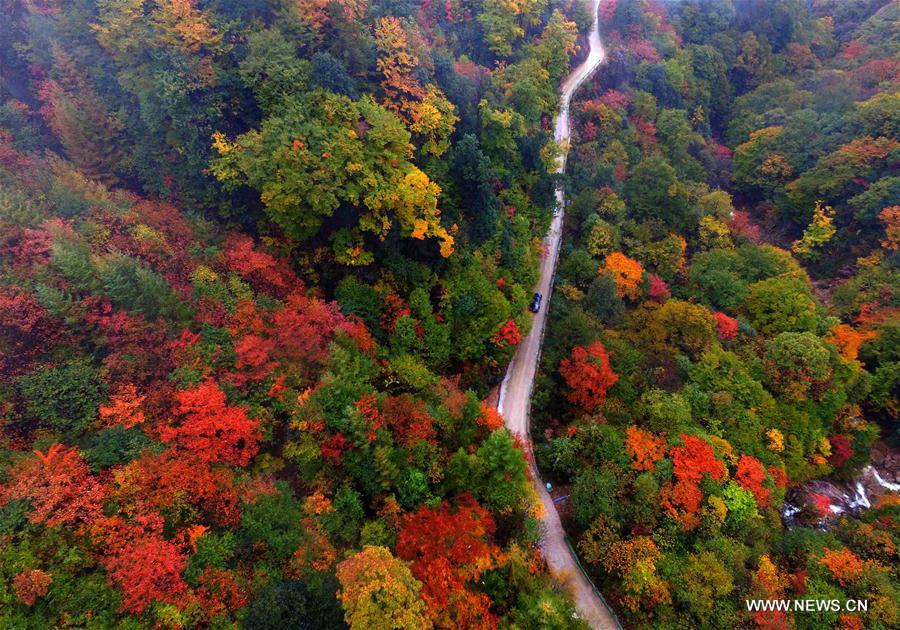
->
<box><xmin>0</xmin><ymin>0</ymin><xmax>592</xmax><ymax>627</ymax></box>
<box><xmin>0</xmin><ymin>0</ymin><xmax>897</xmax><ymax>628</ymax></box>
<box><xmin>535</xmin><ymin>0</ymin><xmax>899</xmax><ymax>628</ymax></box>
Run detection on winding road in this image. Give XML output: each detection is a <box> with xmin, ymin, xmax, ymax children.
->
<box><xmin>497</xmin><ymin>1</ymin><xmax>619</xmax><ymax>628</ymax></box>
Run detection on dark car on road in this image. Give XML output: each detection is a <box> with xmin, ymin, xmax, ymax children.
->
<box><xmin>529</xmin><ymin>292</ymin><xmax>542</xmax><ymax>313</ymax></box>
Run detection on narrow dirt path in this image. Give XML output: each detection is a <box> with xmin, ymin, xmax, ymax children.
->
<box><xmin>497</xmin><ymin>1</ymin><xmax>620</xmax><ymax>628</ymax></box>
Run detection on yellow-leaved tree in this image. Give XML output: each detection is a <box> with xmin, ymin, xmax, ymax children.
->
<box><xmin>792</xmin><ymin>200</ymin><xmax>836</xmax><ymax>260</ymax></box>
<box><xmin>210</xmin><ymin>92</ymin><xmax>453</xmax><ymax>259</ymax></box>
<box><xmin>336</xmin><ymin>546</ymin><xmax>431</xmax><ymax>630</ymax></box>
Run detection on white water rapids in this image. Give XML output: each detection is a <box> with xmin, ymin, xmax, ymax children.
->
<box><xmin>782</xmin><ymin>463</ymin><xmax>900</xmax><ymax>528</ymax></box>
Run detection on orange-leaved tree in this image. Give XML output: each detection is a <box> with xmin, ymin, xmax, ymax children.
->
<box><xmin>819</xmin><ymin>548</ymin><xmax>865</xmax><ymax>587</ymax></box>
<box><xmin>603</xmin><ymin>252</ymin><xmax>644</xmax><ymax>300</ymax></box>
<box><xmin>396</xmin><ymin>494</ymin><xmax>503</xmax><ymax>629</ymax></box>
<box><xmin>625</xmin><ymin>425</ymin><xmax>667</xmax><ymax>471</ymax></box>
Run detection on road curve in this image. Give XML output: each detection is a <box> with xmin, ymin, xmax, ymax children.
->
<box><xmin>497</xmin><ymin>1</ymin><xmax>619</xmax><ymax>628</ymax></box>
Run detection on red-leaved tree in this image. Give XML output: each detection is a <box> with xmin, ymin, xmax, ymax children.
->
<box><xmin>670</xmin><ymin>435</ymin><xmax>726</xmax><ymax>483</ymax></box>
<box><xmin>98</xmin><ymin>384</ymin><xmax>146</xmax><ymax>428</ymax></box>
<box><xmin>381</xmin><ymin>395</ymin><xmax>437</xmax><ymax>447</ymax></box>
<box><xmin>559</xmin><ymin>342</ymin><xmax>619</xmax><ymax>412</ymax></box>
<box><xmin>734</xmin><ymin>454</ymin><xmax>771</xmax><ymax>507</ymax></box>
<box><xmin>223</xmin><ymin>234</ymin><xmax>295</xmax><ymax>294</ymax></box>
<box><xmin>661</xmin><ymin>435</ymin><xmax>726</xmax><ymax>529</ymax></box>
<box><xmin>104</xmin><ymin>534</ymin><xmax>189</xmax><ymax>614</ymax></box>
<box><xmin>1</xmin><ymin>444</ymin><xmax>105</xmax><ymax>527</ymax></box>
<box><xmin>714</xmin><ymin>311</ymin><xmax>739</xmax><ymax>342</ymax></box>
<box><xmin>493</xmin><ymin>319</ymin><xmax>521</xmax><ymax>347</ymax></box>
<box><xmin>161</xmin><ymin>380</ymin><xmax>260</xmax><ymax>467</ymax></box>
<box><xmin>828</xmin><ymin>435</ymin><xmax>853</xmax><ymax>468</ymax></box>
<box><xmin>112</xmin><ymin>451</ymin><xmax>241</xmax><ymax>527</ymax></box>
<box><xmin>272</xmin><ymin>292</ymin><xmax>345</xmax><ymax>368</ymax></box>
<box><xmin>13</xmin><ymin>569</ymin><xmax>53</xmax><ymax>606</ymax></box>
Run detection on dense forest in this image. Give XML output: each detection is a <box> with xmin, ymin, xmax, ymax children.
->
<box><xmin>534</xmin><ymin>0</ymin><xmax>899</xmax><ymax>628</ymax></box>
<box><xmin>0</xmin><ymin>0</ymin><xmax>897</xmax><ymax>628</ymax></box>
<box><xmin>0</xmin><ymin>0</ymin><xmax>601</xmax><ymax>388</ymax></box>
<box><xmin>0</xmin><ymin>0</ymin><xmax>595</xmax><ymax>627</ymax></box>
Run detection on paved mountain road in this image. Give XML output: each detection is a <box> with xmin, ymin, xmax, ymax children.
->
<box><xmin>497</xmin><ymin>1</ymin><xmax>619</xmax><ymax>628</ymax></box>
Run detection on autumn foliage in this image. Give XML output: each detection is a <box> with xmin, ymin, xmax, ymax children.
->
<box><xmin>670</xmin><ymin>436</ymin><xmax>726</xmax><ymax>484</ymax></box>
<box><xmin>161</xmin><ymin>380</ymin><xmax>261</xmax><ymax>467</ymax></box>
<box><xmin>714</xmin><ymin>311</ymin><xmax>739</xmax><ymax>342</ymax></box>
<box><xmin>734</xmin><ymin>454</ymin><xmax>771</xmax><ymax>507</ymax></box>
<box><xmin>112</xmin><ymin>451</ymin><xmax>241</xmax><ymax>527</ymax></box>
<box><xmin>625</xmin><ymin>425</ymin><xmax>666</xmax><ymax>471</ymax></box>
<box><xmin>99</xmin><ymin>384</ymin><xmax>146</xmax><ymax>428</ymax></box>
<box><xmin>1</xmin><ymin>444</ymin><xmax>106</xmax><ymax>527</ymax></box>
<box><xmin>826</xmin><ymin>323</ymin><xmax>875</xmax><ymax>361</ymax></box>
<box><xmin>603</xmin><ymin>252</ymin><xmax>644</xmax><ymax>300</ymax></box>
<box><xmin>602</xmin><ymin>536</ymin><xmax>670</xmax><ymax>612</ymax></box>
<box><xmin>13</xmin><ymin>569</ymin><xmax>53</xmax><ymax>606</ymax></box>
<box><xmin>646</xmin><ymin>273</ymin><xmax>671</xmax><ymax>302</ymax></box>
<box><xmin>559</xmin><ymin>342</ymin><xmax>619</xmax><ymax>412</ymax></box>
<box><xmin>828</xmin><ymin>435</ymin><xmax>854</xmax><ymax>467</ymax></box>
<box><xmin>375</xmin><ymin>17</ymin><xmax>426</xmax><ymax>120</ymax></box>
<box><xmin>382</xmin><ymin>395</ymin><xmax>437</xmax><ymax>447</ymax></box>
<box><xmin>819</xmin><ymin>548</ymin><xmax>865</xmax><ymax>587</ymax></box>
<box><xmin>661</xmin><ymin>435</ymin><xmax>726</xmax><ymax>529</ymax></box>
<box><xmin>478</xmin><ymin>403</ymin><xmax>504</xmax><ymax>431</ymax></box>
<box><xmin>193</xmin><ymin>568</ymin><xmax>248</xmax><ymax>622</ymax></box>
<box><xmin>103</xmin><ymin>535</ymin><xmax>189</xmax><ymax>613</ymax></box>
<box><xmin>397</xmin><ymin>494</ymin><xmax>503</xmax><ymax>628</ymax></box>
<box><xmin>493</xmin><ymin>318</ymin><xmax>522</xmax><ymax>347</ymax></box>
<box><xmin>336</xmin><ymin>546</ymin><xmax>430</xmax><ymax>630</ymax></box>
<box><xmin>879</xmin><ymin>206</ymin><xmax>900</xmax><ymax>251</ymax></box>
